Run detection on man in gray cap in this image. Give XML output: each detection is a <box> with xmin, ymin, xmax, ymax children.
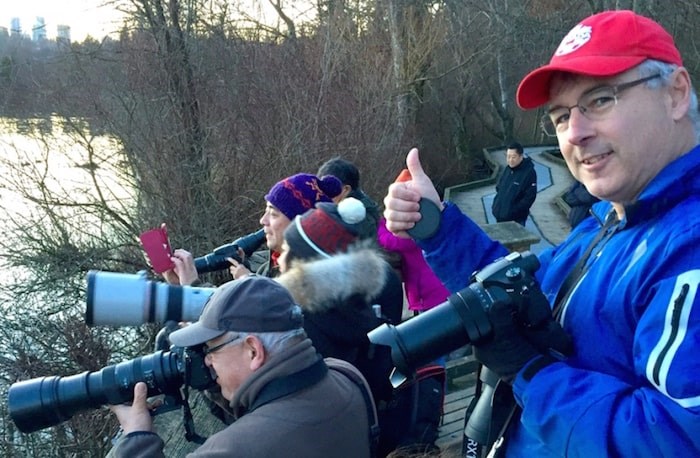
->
<box><xmin>109</xmin><ymin>275</ymin><xmax>375</xmax><ymax>458</ymax></box>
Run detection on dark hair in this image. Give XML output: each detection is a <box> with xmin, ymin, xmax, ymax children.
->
<box><xmin>507</xmin><ymin>142</ymin><xmax>524</xmax><ymax>155</ymax></box>
<box><xmin>318</xmin><ymin>157</ymin><xmax>360</xmax><ymax>190</ymax></box>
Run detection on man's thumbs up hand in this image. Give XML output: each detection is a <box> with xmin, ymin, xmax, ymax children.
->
<box><xmin>383</xmin><ymin>148</ymin><xmax>442</xmax><ymax>237</ymax></box>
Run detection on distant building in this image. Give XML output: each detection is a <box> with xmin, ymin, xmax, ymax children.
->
<box><xmin>10</xmin><ymin>17</ymin><xmax>21</xmax><ymax>36</ymax></box>
<box><xmin>33</xmin><ymin>17</ymin><xmax>47</xmax><ymax>42</ymax></box>
<box><xmin>57</xmin><ymin>25</ymin><xmax>71</xmax><ymax>43</ymax></box>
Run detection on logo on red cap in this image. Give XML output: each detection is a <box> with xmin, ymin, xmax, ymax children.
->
<box><xmin>555</xmin><ymin>24</ymin><xmax>592</xmax><ymax>57</ymax></box>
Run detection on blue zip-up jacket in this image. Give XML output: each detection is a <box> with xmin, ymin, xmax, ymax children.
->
<box><xmin>419</xmin><ymin>145</ymin><xmax>700</xmax><ymax>457</ymax></box>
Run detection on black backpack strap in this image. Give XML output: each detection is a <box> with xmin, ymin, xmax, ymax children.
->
<box><xmin>248</xmin><ymin>357</ymin><xmax>327</xmax><ymax>413</ymax></box>
<box><xmin>409</xmin><ymin>365</ymin><xmax>446</xmax><ymax>426</ymax></box>
<box><xmin>327</xmin><ymin>358</ymin><xmax>381</xmax><ymax>458</ymax></box>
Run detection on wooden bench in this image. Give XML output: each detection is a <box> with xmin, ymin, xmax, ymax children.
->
<box><xmin>480</xmin><ymin>221</ymin><xmax>541</xmax><ymax>253</ymax></box>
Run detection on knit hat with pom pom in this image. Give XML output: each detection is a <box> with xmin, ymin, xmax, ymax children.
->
<box><xmin>283</xmin><ymin>197</ymin><xmax>366</xmax><ymax>261</ymax></box>
<box><xmin>265</xmin><ymin>173</ymin><xmax>343</xmax><ymax>220</ymax></box>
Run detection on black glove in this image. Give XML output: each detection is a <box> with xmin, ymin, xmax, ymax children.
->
<box><xmin>472</xmin><ymin>299</ymin><xmax>541</xmax><ymax>383</ymax></box>
<box><xmin>473</xmin><ymin>286</ymin><xmax>573</xmax><ymax>384</ymax></box>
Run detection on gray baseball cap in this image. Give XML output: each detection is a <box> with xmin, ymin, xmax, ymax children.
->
<box><xmin>169</xmin><ymin>275</ymin><xmax>303</xmax><ymax>347</ymax></box>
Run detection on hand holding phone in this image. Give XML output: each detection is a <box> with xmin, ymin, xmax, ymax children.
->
<box><xmin>139</xmin><ymin>223</ymin><xmax>175</xmax><ymax>273</ymax></box>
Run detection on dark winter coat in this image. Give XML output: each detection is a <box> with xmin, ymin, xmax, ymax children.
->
<box><xmin>349</xmin><ymin>188</ymin><xmax>381</xmax><ymax>241</ymax></box>
<box><xmin>491</xmin><ymin>157</ymin><xmax>538</xmax><ymax>224</ymax></box>
<box><xmin>248</xmin><ymin>249</ymin><xmax>280</xmax><ymax>278</ymax></box>
<box><xmin>562</xmin><ymin>181</ymin><xmax>600</xmax><ymax>229</ymax></box>
<box><xmin>276</xmin><ymin>248</ymin><xmax>399</xmax><ymax>404</ymax></box>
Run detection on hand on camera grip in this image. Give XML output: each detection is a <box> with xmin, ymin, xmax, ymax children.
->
<box><xmin>473</xmin><ymin>300</ymin><xmax>541</xmax><ymax>383</ymax></box>
<box><xmin>516</xmin><ymin>287</ymin><xmax>574</xmax><ymax>358</ymax></box>
<box><xmin>473</xmin><ymin>298</ymin><xmax>572</xmax><ymax>384</ymax></box>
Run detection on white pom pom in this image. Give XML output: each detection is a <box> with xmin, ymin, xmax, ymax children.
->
<box><xmin>338</xmin><ymin>197</ymin><xmax>366</xmax><ymax>224</ymax></box>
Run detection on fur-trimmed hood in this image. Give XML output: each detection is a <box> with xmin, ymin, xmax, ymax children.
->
<box><xmin>276</xmin><ymin>246</ymin><xmax>398</xmax><ymax>405</ymax></box>
<box><xmin>276</xmin><ymin>247</ymin><xmax>388</xmax><ymax>314</ymax></box>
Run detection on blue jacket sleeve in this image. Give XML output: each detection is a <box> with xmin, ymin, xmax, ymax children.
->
<box><xmin>417</xmin><ymin>202</ymin><xmax>509</xmax><ymax>292</ymax></box>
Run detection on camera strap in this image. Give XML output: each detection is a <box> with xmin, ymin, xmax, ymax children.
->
<box><xmin>328</xmin><ymin>359</ymin><xmax>381</xmax><ymax>458</ymax></box>
<box><xmin>552</xmin><ymin>209</ymin><xmax>620</xmax><ymax>321</ymax></box>
<box><xmin>462</xmin><ymin>367</ymin><xmax>516</xmax><ymax>458</ymax></box>
<box><xmin>180</xmin><ymin>384</ymin><xmax>207</xmax><ymax>444</ymax></box>
<box><xmin>484</xmin><ymin>402</ymin><xmax>518</xmax><ymax>458</ymax></box>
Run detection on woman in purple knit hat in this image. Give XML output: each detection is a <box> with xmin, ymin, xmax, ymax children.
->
<box><xmin>163</xmin><ymin>173</ymin><xmax>342</xmax><ymax>285</ymax></box>
<box><xmin>228</xmin><ymin>173</ymin><xmax>343</xmax><ymax>279</ymax></box>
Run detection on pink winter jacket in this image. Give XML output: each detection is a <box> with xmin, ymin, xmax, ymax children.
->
<box><xmin>377</xmin><ymin>218</ymin><xmax>450</xmax><ymax>311</ymax></box>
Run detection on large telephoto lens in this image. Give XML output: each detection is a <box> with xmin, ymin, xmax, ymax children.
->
<box><xmin>9</xmin><ymin>350</ymin><xmax>181</xmax><ymax>434</ymax></box>
<box><xmin>368</xmin><ymin>251</ymin><xmax>542</xmax><ymax>385</ymax></box>
<box><xmin>85</xmin><ymin>271</ymin><xmax>215</xmax><ymax>326</ymax></box>
<box><xmin>368</xmin><ymin>283</ymin><xmax>493</xmax><ymax>385</ymax></box>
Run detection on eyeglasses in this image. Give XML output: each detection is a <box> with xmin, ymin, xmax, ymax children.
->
<box><xmin>540</xmin><ymin>73</ymin><xmax>662</xmax><ymax>137</ymax></box>
<box><xmin>203</xmin><ymin>334</ymin><xmax>241</xmax><ymax>357</ymax></box>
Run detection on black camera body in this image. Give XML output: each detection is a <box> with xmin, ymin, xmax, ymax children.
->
<box><xmin>368</xmin><ymin>251</ymin><xmax>555</xmax><ymax>385</ymax></box>
<box><xmin>8</xmin><ymin>345</ymin><xmax>215</xmax><ymax>434</ymax></box>
<box><xmin>194</xmin><ymin>229</ymin><xmax>266</xmax><ymax>274</ymax></box>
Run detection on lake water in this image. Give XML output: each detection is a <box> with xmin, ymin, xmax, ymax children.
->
<box><xmin>0</xmin><ymin>116</ymin><xmax>133</xmax><ymax>293</ymax></box>
<box><xmin>0</xmin><ymin>116</ymin><xmax>132</xmax><ymax>219</ymax></box>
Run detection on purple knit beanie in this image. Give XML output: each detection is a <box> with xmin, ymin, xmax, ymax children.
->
<box><xmin>265</xmin><ymin>173</ymin><xmax>343</xmax><ymax>220</ymax></box>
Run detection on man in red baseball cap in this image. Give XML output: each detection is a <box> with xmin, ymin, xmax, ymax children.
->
<box><xmin>382</xmin><ymin>10</ymin><xmax>700</xmax><ymax>457</ymax></box>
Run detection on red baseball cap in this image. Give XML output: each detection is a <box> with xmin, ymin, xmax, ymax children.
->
<box><xmin>516</xmin><ymin>10</ymin><xmax>683</xmax><ymax>110</ymax></box>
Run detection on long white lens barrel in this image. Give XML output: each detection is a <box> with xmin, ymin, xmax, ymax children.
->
<box><xmin>85</xmin><ymin>271</ymin><xmax>214</xmax><ymax>326</ymax></box>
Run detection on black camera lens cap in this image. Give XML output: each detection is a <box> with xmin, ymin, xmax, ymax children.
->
<box><xmin>406</xmin><ymin>198</ymin><xmax>442</xmax><ymax>240</ymax></box>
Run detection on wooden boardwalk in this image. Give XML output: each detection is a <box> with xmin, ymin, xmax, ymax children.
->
<box><xmin>437</xmin><ymin>386</ymin><xmax>474</xmax><ymax>451</ymax></box>
<box><xmin>436</xmin><ymin>355</ymin><xmax>479</xmax><ymax>452</ymax></box>
<box><xmin>446</xmin><ymin>146</ymin><xmax>573</xmax><ymax>251</ymax></box>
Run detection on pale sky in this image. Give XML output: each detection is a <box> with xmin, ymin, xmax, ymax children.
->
<box><xmin>0</xmin><ymin>1</ymin><xmax>315</xmax><ymax>43</ymax></box>
<box><xmin>0</xmin><ymin>0</ymin><xmax>125</xmax><ymax>42</ymax></box>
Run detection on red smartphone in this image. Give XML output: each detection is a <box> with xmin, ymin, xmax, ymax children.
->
<box><xmin>139</xmin><ymin>224</ymin><xmax>175</xmax><ymax>273</ymax></box>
